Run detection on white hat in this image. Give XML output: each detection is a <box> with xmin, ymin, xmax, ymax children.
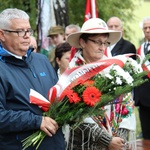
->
<box><xmin>67</xmin><ymin>18</ymin><xmax>121</xmax><ymax>48</ymax></box>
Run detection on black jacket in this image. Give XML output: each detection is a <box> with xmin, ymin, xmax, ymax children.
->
<box><xmin>134</xmin><ymin>77</ymin><xmax>150</xmax><ymax>107</ymax></box>
<box><xmin>111</xmin><ymin>37</ymin><xmax>136</xmax><ymax>60</ymax></box>
<box><xmin>134</xmin><ymin>43</ymin><xmax>150</xmax><ymax>107</ymax></box>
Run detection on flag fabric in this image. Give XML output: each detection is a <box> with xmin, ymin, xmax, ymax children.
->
<box><xmin>84</xmin><ymin>0</ymin><xmax>98</xmax><ymax>22</ymax></box>
<box><xmin>30</xmin><ymin>89</ymin><xmax>50</xmax><ymax>111</ymax></box>
<box><xmin>38</xmin><ymin>0</ymin><xmax>56</xmax><ymax>51</ymax></box>
<box><xmin>69</xmin><ymin>47</ymin><xmax>77</xmax><ymax>62</ymax></box>
<box><xmin>48</xmin><ymin>56</ymin><xmax>125</xmax><ymax>100</ymax></box>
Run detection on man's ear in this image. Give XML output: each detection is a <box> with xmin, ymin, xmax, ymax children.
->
<box><xmin>121</xmin><ymin>28</ymin><xmax>124</xmax><ymax>37</ymax></box>
<box><xmin>0</xmin><ymin>29</ymin><xmax>5</xmax><ymax>41</ymax></box>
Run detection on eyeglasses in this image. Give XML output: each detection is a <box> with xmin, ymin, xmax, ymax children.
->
<box><xmin>2</xmin><ymin>29</ymin><xmax>33</xmax><ymax>37</ymax></box>
<box><xmin>87</xmin><ymin>38</ymin><xmax>110</xmax><ymax>48</ymax></box>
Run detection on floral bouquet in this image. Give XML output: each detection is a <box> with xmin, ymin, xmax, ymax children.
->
<box><xmin>22</xmin><ymin>55</ymin><xmax>148</xmax><ymax>150</ymax></box>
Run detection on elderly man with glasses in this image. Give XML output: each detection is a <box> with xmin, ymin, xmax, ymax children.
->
<box><xmin>0</xmin><ymin>8</ymin><xmax>65</xmax><ymax>150</ymax></box>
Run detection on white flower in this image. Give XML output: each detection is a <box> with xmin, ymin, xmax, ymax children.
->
<box><xmin>113</xmin><ymin>87</ymin><xmax>116</xmax><ymax>90</ymax></box>
<box><xmin>123</xmin><ymin>72</ymin><xmax>134</xmax><ymax>85</ymax></box>
<box><xmin>111</xmin><ymin>81</ymin><xmax>115</xmax><ymax>84</ymax></box>
<box><xmin>112</xmin><ymin>65</ymin><xmax>133</xmax><ymax>85</ymax></box>
<box><xmin>116</xmin><ymin>77</ymin><xmax>122</xmax><ymax>85</ymax></box>
<box><xmin>105</xmin><ymin>73</ymin><xmax>113</xmax><ymax>79</ymax></box>
<box><xmin>98</xmin><ymin>58</ymin><xmax>141</xmax><ymax>87</ymax></box>
<box><xmin>126</xmin><ymin>57</ymin><xmax>143</xmax><ymax>73</ymax></box>
<box><xmin>100</xmin><ymin>65</ymin><xmax>114</xmax><ymax>75</ymax></box>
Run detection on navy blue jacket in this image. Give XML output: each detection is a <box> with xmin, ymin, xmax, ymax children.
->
<box><xmin>0</xmin><ymin>46</ymin><xmax>65</xmax><ymax>150</ymax></box>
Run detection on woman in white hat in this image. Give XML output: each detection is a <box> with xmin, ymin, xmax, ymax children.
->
<box><xmin>66</xmin><ymin>18</ymin><xmax>127</xmax><ymax>150</ymax></box>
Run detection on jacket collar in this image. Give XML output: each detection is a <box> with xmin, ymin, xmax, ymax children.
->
<box><xmin>0</xmin><ymin>44</ymin><xmax>34</xmax><ymax>67</ymax></box>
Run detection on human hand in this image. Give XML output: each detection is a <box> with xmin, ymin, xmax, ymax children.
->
<box><xmin>124</xmin><ymin>142</ymin><xmax>132</xmax><ymax>150</ymax></box>
<box><xmin>40</xmin><ymin>116</ymin><xmax>59</xmax><ymax>137</ymax></box>
<box><xmin>108</xmin><ymin>137</ymin><xmax>125</xmax><ymax>150</ymax></box>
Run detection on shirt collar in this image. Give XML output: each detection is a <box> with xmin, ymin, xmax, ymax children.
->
<box><xmin>4</xmin><ymin>49</ymin><xmax>27</xmax><ymax>59</ymax></box>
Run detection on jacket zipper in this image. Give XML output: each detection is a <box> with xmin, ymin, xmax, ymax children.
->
<box><xmin>29</xmin><ymin>66</ymin><xmax>36</xmax><ymax>78</ymax></box>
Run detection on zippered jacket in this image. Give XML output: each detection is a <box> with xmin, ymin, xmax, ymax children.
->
<box><xmin>0</xmin><ymin>45</ymin><xmax>65</xmax><ymax>150</ymax></box>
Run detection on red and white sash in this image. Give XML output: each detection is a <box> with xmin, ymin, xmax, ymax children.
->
<box><xmin>104</xmin><ymin>47</ymin><xmax>112</xmax><ymax>58</ymax></box>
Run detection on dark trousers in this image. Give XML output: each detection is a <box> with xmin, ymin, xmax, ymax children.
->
<box><xmin>139</xmin><ymin>105</ymin><xmax>150</xmax><ymax>139</ymax></box>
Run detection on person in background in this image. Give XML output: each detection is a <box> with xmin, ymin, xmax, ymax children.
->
<box><xmin>0</xmin><ymin>8</ymin><xmax>65</xmax><ymax>150</ymax></box>
<box><xmin>105</xmin><ymin>16</ymin><xmax>136</xmax><ymax>60</ymax></box>
<box><xmin>65</xmin><ymin>24</ymin><xmax>80</xmax><ymax>40</ymax></box>
<box><xmin>48</xmin><ymin>25</ymin><xmax>65</xmax><ymax>47</ymax></box>
<box><xmin>106</xmin><ymin>16</ymin><xmax>137</xmax><ymax>146</ymax></box>
<box><xmin>67</xmin><ymin>18</ymin><xmax>127</xmax><ymax>150</ymax></box>
<box><xmin>65</xmin><ymin>24</ymin><xmax>81</xmax><ymax>62</ymax></box>
<box><xmin>47</xmin><ymin>25</ymin><xmax>65</xmax><ymax>70</ymax></box>
<box><xmin>41</xmin><ymin>25</ymin><xmax>65</xmax><ymax>57</ymax></box>
<box><xmin>55</xmin><ymin>42</ymin><xmax>72</xmax><ymax>149</ymax></box>
<box><xmin>134</xmin><ymin>16</ymin><xmax>150</xmax><ymax>140</ymax></box>
<box><xmin>30</xmin><ymin>36</ymin><xmax>37</xmax><ymax>52</ymax></box>
<box><xmin>55</xmin><ymin>42</ymin><xmax>71</xmax><ymax>77</ymax></box>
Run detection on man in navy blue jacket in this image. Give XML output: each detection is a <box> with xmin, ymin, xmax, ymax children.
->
<box><xmin>0</xmin><ymin>8</ymin><xmax>65</xmax><ymax>150</ymax></box>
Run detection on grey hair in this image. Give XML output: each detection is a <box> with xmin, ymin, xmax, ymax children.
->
<box><xmin>65</xmin><ymin>24</ymin><xmax>81</xmax><ymax>32</ymax></box>
<box><xmin>142</xmin><ymin>16</ymin><xmax>150</xmax><ymax>29</ymax></box>
<box><xmin>0</xmin><ymin>8</ymin><xmax>29</xmax><ymax>29</ymax></box>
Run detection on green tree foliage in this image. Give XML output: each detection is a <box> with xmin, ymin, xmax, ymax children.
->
<box><xmin>0</xmin><ymin>0</ymin><xmax>37</xmax><ymax>31</ymax></box>
<box><xmin>68</xmin><ymin>0</ymin><xmax>142</xmax><ymax>40</ymax></box>
<box><xmin>0</xmin><ymin>0</ymin><xmax>142</xmax><ymax>40</ymax></box>
<box><xmin>68</xmin><ymin>0</ymin><xmax>85</xmax><ymax>26</ymax></box>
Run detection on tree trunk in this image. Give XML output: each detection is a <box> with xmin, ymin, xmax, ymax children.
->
<box><xmin>53</xmin><ymin>0</ymin><xmax>69</xmax><ymax>27</ymax></box>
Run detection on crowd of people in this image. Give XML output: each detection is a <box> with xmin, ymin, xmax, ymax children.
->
<box><xmin>0</xmin><ymin>7</ymin><xmax>150</xmax><ymax>150</ymax></box>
